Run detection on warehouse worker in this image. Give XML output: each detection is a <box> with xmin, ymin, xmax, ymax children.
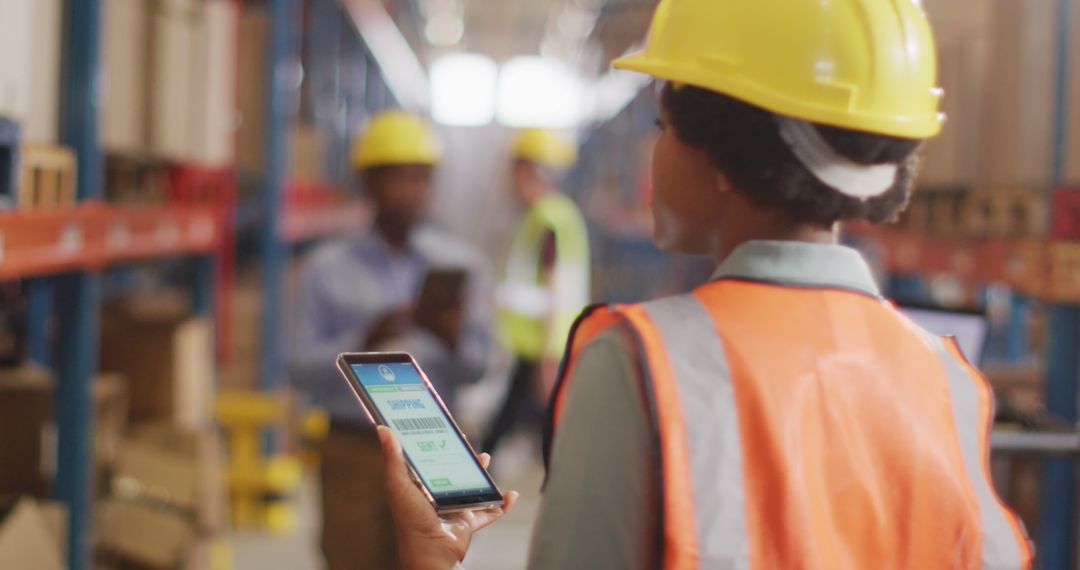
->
<box><xmin>375</xmin><ymin>0</ymin><xmax>1034</xmax><ymax>568</ymax></box>
<box><xmin>288</xmin><ymin>111</ymin><xmax>493</xmax><ymax>570</ymax></box>
<box><xmin>482</xmin><ymin>128</ymin><xmax>590</xmax><ymax>455</ymax></box>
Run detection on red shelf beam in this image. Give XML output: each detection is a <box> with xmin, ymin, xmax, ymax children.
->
<box><xmin>0</xmin><ymin>202</ymin><xmax>224</xmax><ymax>280</ymax></box>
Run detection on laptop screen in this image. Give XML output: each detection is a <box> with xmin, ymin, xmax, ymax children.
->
<box><xmin>901</xmin><ymin>306</ymin><xmax>990</xmax><ymax>365</ymax></box>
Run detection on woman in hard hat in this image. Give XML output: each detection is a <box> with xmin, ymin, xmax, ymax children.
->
<box><xmin>376</xmin><ymin>0</ymin><xmax>1033</xmax><ymax>568</ymax></box>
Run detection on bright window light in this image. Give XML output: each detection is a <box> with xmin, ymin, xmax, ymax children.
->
<box><xmin>430</xmin><ymin>53</ymin><xmax>498</xmax><ymax>126</ymax></box>
<box><xmin>497</xmin><ymin>56</ymin><xmax>584</xmax><ymax>129</ymax></box>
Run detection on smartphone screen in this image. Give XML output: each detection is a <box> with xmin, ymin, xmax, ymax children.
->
<box><xmin>341</xmin><ymin>354</ymin><xmax>502</xmax><ymax>509</ymax></box>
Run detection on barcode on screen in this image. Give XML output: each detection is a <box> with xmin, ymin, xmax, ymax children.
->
<box><xmin>391</xmin><ymin>417</ymin><xmax>447</xmax><ymax>431</ymax></box>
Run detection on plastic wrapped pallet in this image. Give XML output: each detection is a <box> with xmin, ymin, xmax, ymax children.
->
<box><xmin>918</xmin><ymin>0</ymin><xmax>991</xmax><ymax>187</ymax></box>
<box><xmin>980</xmin><ymin>0</ymin><xmax>1058</xmax><ymax>186</ymax></box>
<box><xmin>26</xmin><ymin>0</ymin><xmax>61</xmax><ymax>144</ymax></box>
<box><xmin>103</xmin><ymin>0</ymin><xmax>151</xmax><ymax>155</ymax></box>
<box><xmin>1066</xmin><ymin>0</ymin><xmax>1080</xmax><ymax>184</ymax></box>
<box><xmin>149</xmin><ymin>0</ymin><xmax>201</xmax><ymax>162</ymax></box>
<box><xmin>190</xmin><ymin>0</ymin><xmax>239</xmax><ymax>167</ymax></box>
<box><xmin>0</xmin><ymin>0</ymin><xmax>61</xmax><ymax>142</ymax></box>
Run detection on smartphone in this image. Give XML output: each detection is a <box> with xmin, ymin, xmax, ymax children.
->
<box><xmin>416</xmin><ymin>268</ymin><xmax>468</xmax><ymax>313</ymax></box>
<box><xmin>336</xmin><ymin>352</ymin><xmax>504</xmax><ymax>513</ymax></box>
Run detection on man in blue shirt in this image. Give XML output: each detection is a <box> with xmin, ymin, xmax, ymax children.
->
<box><xmin>289</xmin><ymin>111</ymin><xmax>492</xmax><ymax>570</ymax></box>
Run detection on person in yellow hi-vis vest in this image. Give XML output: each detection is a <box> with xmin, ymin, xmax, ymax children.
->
<box><xmin>482</xmin><ymin>128</ymin><xmax>590</xmax><ymax>455</ymax></box>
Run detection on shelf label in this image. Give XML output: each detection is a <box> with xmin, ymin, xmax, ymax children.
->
<box><xmin>189</xmin><ymin>216</ymin><xmax>215</xmax><ymax>244</ymax></box>
<box><xmin>59</xmin><ymin>224</ymin><xmax>83</xmax><ymax>254</ymax></box>
<box><xmin>155</xmin><ymin>223</ymin><xmax>181</xmax><ymax>247</ymax></box>
<box><xmin>107</xmin><ymin>223</ymin><xmax>133</xmax><ymax>250</ymax></box>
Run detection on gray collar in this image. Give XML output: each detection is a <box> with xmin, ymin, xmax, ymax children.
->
<box><xmin>712</xmin><ymin>240</ymin><xmax>881</xmax><ymax>297</ymax></box>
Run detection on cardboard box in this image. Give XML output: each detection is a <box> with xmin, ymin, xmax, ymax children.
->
<box><xmin>103</xmin><ymin>0</ymin><xmax>151</xmax><ymax>155</ymax></box>
<box><xmin>191</xmin><ymin>0</ymin><xmax>239</xmax><ymax>167</ymax></box>
<box><xmin>94</xmin><ymin>374</ymin><xmax>130</xmax><ymax>470</ymax></box>
<box><xmin>237</xmin><ymin>7</ymin><xmax>269</xmax><ymax>173</ymax></box>
<box><xmin>17</xmin><ymin>144</ymin><xmax>77</xmax><ymax>211</ymax></box>
<box><xmin>291</xmin><ymin>124</ymin><xmax>327</xmax><ymax>181</ymax></box>
<box><xmin>104</xmin><ymin>156</ymin><xmax>168</xmax><ymax>204</ymax></box>
<box><xmin>112</xmin><ymin>423</ymin><xmax>226</xmax><ymax>533</ymax></box>
<box><xmin>97</xmin><ymin>499</ymin><xmax>194</xmax><ymax>569</ymax></box>
<box><xmin>1049</xmin><ymin>243</ymin><xmax>1080</xmax><ymax>302</ymax></box>
<box><xmin>0</xmin><ymin>365</ymin><xmax>55</xmax><ymax>498</ymax></box>
<box><xmin>218</xmin><ymin>282</ymin><xmax>261</xmax><ymax>390</ymax></box>
<box><xmin>100</xmin><ymin>298</ymin><xmax>215</xmax><ymax>428</ymax></box>
<box><xmin>0</xmin><ymin>498</ymin><xmax>66</xmax><ymax>570</ymax></box>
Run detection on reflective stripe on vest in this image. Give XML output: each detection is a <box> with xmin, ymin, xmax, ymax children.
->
<box><xmin>498</xmin><ymin>192</ymin><xmax>590</xmax><ymax>359</ymax></box>
<box><xmin>547</xmin><ymin>280</ymin><xmax>1033</xmax><ymax>569</ymax></box>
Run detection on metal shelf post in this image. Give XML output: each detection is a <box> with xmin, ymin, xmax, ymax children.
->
<box><xmin>1040</xmin><ymin>0</ymin><xmax>1078</xmax><ymax>566</ymax></box>
<box><xmin>258</xmin><ymin>0</ymin><xmax>299</xmax><ymax>396</ymax></box>
<box><xmin>55</xmin><ymin>0</ymin><xmax>104</xmax><ymax>567</ymax></box>
<box><xmin>26</xmin><ymin>278</ymin><xmax>54</xmax><ymax>366</ymax></box>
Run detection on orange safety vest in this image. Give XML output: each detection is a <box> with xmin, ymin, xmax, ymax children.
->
<box><xmin>545</xmin><ymin>279</ymin><xmax>1033</xmax><ymax>569</ymax></box>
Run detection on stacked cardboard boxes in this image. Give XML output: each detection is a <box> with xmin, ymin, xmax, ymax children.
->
<box><xmin>96</xmin><ymin>296</ymin><xmax>228</xmax><ymax>569</ymax></box>
<box><xmin>97</xmin><ymin>424</ymin><xmax>226</xmax><ymax>569</ymax></box>
<box><xmin>99</xmin><ymin>297</ymin><xmax>215</xmax><ymax>428</ymax></box>
<box><xmin>0</xmin><ymin>365</ymin><xmax>55</xmax><ymax>499</ymax></box>
<box><xmin>0</xmin><ymin>498</ymin><xmax>68</xmax><ymax>570</ymax></box>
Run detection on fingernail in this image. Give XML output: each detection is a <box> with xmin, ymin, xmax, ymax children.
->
<box><xmin>376</xmin><ymin>426</ymin><xmax>390</xmax><ymax>446</ymax></box>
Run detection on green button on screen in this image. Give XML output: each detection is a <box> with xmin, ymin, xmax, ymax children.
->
<box><xmin>430</xmin><ymin>478</ymin><xmax>452</xmax><ymax>487</ymax></box>
<box><xmin>368</xmin><ymin>385</ymin><xmax>398</xmax><ymax>393</ymax></box>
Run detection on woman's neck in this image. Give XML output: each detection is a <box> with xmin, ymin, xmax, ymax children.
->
<box><xmin>712</xmin><ymin>223</ymin><xmax>838</xmax><ymax>265</ymax></box>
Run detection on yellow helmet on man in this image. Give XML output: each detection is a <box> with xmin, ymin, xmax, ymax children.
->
<box><xmin>614</xmin><ymin>0</ymin><xmax>944</xmax><ymax>139</ymax></box>
<box><xmin>352</xmin><ymin>111</ymin><xmax>442</xmax><ymax>170</ymax></box>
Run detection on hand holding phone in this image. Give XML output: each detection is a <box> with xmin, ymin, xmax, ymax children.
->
<box><xmin>377</xmin><ymin>426</ymin><xmax>518</xmax><ymax>568</ymax></box>
<box><xmin>336</xmin><ymin>352</ymin><xmax>503</xmax><ymax>513</ymax></box>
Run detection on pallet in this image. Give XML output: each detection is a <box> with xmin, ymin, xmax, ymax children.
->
<box><xmin>17</xmin><ymin>144</ymin><xmax>76</xmax><ymax>210</ymax></box>
<box><xmin>104</xmin><ymin>155</ymin><xmax>167</xmax><ymax>205</ymax></box>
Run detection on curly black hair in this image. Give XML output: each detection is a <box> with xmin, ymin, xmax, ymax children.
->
<box><xmin>661</xmin><ymin>84</ymin><xmax>925</xmax><ymax>227</ymax></box>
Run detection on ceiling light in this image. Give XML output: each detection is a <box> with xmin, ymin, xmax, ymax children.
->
<box><xmin>497</xmin><ymin>56</ymin><xmax>584</xmax><ymax>129</ymax></box>
<box><xmin>430</xmin><ymin>53</ymin><xmax>498</xmax><ymax>126</ymax></box>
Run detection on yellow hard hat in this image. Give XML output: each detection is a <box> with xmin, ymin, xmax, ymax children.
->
<box><xmin>613</xmin><ymin>0</ymin><xmax>944</xmax><ymax>139</ymax></box>
<box><xmin>352</xmin><ymin>111</ymin><xmax>441</xmax><ymax>170</ymax></box>
<box><xmin>512</xmin><ymin>129</ymin><xmax>577</xmax><ymax>170</ymax></box>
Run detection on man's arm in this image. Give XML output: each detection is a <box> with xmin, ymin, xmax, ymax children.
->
<box><xmin>287</xmin><ymin>257</ymin><xmax>368</xmax><ymax>404</ymax></box>
<box><xmin>528</xmin><ymin>328</ymin><xmax>657</xmax><ymax>570</ymax></box>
